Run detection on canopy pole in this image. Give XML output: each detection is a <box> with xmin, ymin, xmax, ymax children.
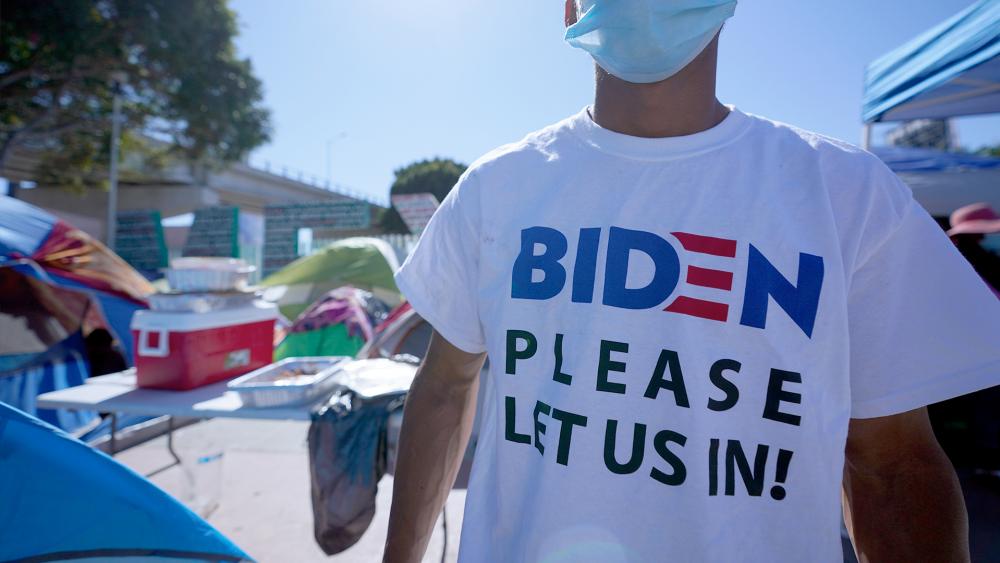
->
<box><xmin>862</xmin><ymin>124</ymin><xmax>873</xmax><ymax>150</ymax></box>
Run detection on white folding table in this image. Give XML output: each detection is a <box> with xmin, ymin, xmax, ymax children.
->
<box><xmin>37</xmin><ymin>369</ymin><xmax>325</xmax><ymax>421</ymax></box>
<box><xmin>36</xmin><ymin>369</ymin><xmax>332</xmax><ymax>473</ymax></box>
<box><xmin>36</xmin><ymin>359</ymin><xmax>415</xmax><ymax>459</ymax></box>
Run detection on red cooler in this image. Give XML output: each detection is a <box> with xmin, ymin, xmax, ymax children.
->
<box><xmin>131</xmin><ymin>302</ymin><xmax>277</xmax><ymax>390</ymax></box>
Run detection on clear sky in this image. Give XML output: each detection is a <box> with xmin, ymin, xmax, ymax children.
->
<box><xmin>230</xmin><ymin>0</ymin><xmax>1000</xmax><ymax>204</ymax></box>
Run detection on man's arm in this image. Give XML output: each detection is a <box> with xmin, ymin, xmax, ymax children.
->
<box><xmin>842</xmin><ymin>407</ymin><xmax>969</xmax><ymax>563</ymax></box>
<box><xmin>383</xmin><ymin>330</ymin><xmax>486</xmax><ymax>563</ymax></box>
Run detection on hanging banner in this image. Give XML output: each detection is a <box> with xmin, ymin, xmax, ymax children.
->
<box><xmin>262</xmin><ymin>201</ymin><xmax>371</xmax><ymax>275</ymax></box>
<box><xmin>183</xmin><ymin>206</ymin><xmax>240</xmax><ymax>258</ymax></box>
<box><xmin>114</xmin><ymin>210</ymin><xmax>167</xmax><ymax>271</ymax></box>
<box><xmin>391</xmin><ymin>193</ymin><xmax>440</xmax><ymax>235</ymax></box>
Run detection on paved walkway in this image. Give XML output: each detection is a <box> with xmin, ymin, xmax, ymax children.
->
<box><xmin>117</xmin><ymin>418</ymin><xmax>999</xmax><ymax>562</ymax></box>
<box><xmin>116</xmin><ymin>418</ymin><xmax>465</xmax><ymax>562</ymax></box>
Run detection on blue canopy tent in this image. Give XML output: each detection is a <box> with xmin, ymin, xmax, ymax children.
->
<box><xmin>873</xmin><ymin>146</ymin><xmax>1000</xmax><ymax>216</ymax></box>
<box><xmin>874</xmin><ymin>145</ymin><xmax>1000</xmax><ymax>172</ymax></box>
<box><xmin>862</xmin><ymin>0</ymin><xmax>1000</xmax><ymax>145</ymax></box>
<box><xmin>0</xmin><ymin>401</ymin><xmax>251</xmax><ymax>561</ymax></box>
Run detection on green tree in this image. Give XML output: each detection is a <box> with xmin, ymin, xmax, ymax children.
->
<box><xmin>976</xmin><ymin>144</ymin><xmax>1000</xmax><ymax>158</ymax></box>
<box><xmin>381</xmin><ymin>157</ymin><xmax>467</xmax><ymax>233</ymax></box>
<box><xmin>0</xmin><ymin>0</ymin><xmax>271</xmax><ymax>187</ymax></box>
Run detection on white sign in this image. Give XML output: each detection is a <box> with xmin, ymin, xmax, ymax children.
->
<box><xmin>391</xmin><ymin>193</ymin><xmax>440</xmax><ymax>234</ymax></box>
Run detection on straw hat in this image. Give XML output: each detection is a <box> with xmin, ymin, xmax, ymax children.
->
<box><xmin>947</xmin><ymin>202</ymin><xmax>1000</xmax><ymax>237</ymax></box>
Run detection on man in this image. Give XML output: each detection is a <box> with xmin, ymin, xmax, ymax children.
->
<box><xmin>384</xmin><ymin>2</ymin><xmax>1000</xmax><ymax>561</ymax></box>
<box><xmin>948</xmin><ymin>202</ymin><xmax>1000</xmax><ymax>298</ymax></box>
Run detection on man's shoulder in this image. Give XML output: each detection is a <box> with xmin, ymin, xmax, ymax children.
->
<box><xmin>745</xmin><ymin>111</ymin><xmax>914</xmax><ymax>232</ymax></box>
<box><xmin>741</xmin><ymin>111</ymin><xmax>903</xmax><ymax>189</ymax></box>
<box><xmin>744</xmin><ymin>111</ymin><xmax>877</xmax><ymax>163</ymax></box>
<box><xmin>464</xmin><ymin>112</ymin><xmax>581</xmax><ymax>181</ymax></box>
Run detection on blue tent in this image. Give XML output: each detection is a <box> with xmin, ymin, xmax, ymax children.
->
<box><xmin>863</xmin><ymin>0</ymin><xmax>1000</xmax><ymax>124</ymax></box>
<box><xmin>872</xmin><ymin>146</ymin><xmax>1000</xmax><ymax>216</ymax></box>
<box><xmin>0</xmin><ymin>196</ymin><xmax>155</xmax><ymax>432</ymax></box>
<box><xmin>0</xmin><ymin>326</ymin><xmax>94</xmax><ymax>432</ymax></box>
<box><xmin>0</xmin><ymin>195</ymin><xmax>153</xmax><ymax>364</ymax></box>
<box><xmin>0</xmin><ymin>401</ymin><xmax>251</xmax><ymax>561</ymax></box>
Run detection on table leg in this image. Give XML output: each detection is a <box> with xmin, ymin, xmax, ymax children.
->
<box><xmin>441</xmin><ymin>505</ymin><xmax>448</xmax><ymax>563</ymax></box>
<box><xmin>109</xmin><ymin>413</ymin><xmax>118</xmax><ymax>456</ymax></box>
<box><xmin>147</xmin><ymin>416</ymin><xmax>183</xmax><ymax>478</ymax></box>
<box><xmin>165</xmin><ymin>416</ymin><xmax>182</xmax><ymax>468</ymax></box>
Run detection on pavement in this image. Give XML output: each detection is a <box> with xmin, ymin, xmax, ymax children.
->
<box><xmin>115</xmin><ymin>418</ymin><xmax>466</xmax><ymax>562</ymax></box>
<box><xmin>117</xmin><ymin>418</ymin><xmax>1000</xmax><ymax>563</ymax></box>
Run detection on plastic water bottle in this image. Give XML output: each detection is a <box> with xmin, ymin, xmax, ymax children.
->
<box><xmin>181</xmin><ymin>451</ymin><xmax>224</xmax><ymax>518</ymax></box>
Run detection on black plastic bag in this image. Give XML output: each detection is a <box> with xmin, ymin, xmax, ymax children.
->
<box><xmin>307</xmin><ymin>388</ymin><xmax>405</xmax><ymax>555</ymax></box>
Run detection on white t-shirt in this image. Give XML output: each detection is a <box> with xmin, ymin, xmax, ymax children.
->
<box><xmin>394</xmin><ymin>107</ymin><xmax>1000</xmax><ymax>563</ymax></box>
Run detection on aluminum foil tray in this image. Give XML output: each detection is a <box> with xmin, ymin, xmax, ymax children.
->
<box><xmin>227</xmin><ymin>357</ymin><xmax>350</xmax><ymax>408</ymax></box>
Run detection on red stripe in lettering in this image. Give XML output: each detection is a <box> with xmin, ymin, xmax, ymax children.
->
<box><xmin>671</xmin><ymin>232</ymin><xmax>737</xmax><ymax>258</ymax></box>
<box><xmin>664</xmin><ymin>296</ymin><xmax>729</xmax><ymax>322</ymax></box>
<box><xmin>686</xmin><ymin>266</ymin><xmax>734</xmax><ymax>291</ymax></box>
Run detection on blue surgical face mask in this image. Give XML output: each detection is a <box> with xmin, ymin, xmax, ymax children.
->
<box><xmin>565</xmin><ymin>0</ymin><xmax>737</xmax><ymax>84</ymax></box>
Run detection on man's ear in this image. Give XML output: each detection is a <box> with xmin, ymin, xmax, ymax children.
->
<box><xmin>565</xmin><ymin>0</ymin><xmax>578</xmax><ymax>27</ymax></box>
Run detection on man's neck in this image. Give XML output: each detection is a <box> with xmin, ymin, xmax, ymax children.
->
<box><xmin>590</xmin><ymin>36</ymin><xmax>728</xmax><ymax>139</ymax></box>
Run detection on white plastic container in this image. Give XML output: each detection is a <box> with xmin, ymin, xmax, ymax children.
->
<box><xmin>148</xmin><ymin>291</ymin><xmax>258</xmax><ymax>313</ymax></box>
<box><xmin>166</xmin><ymin>257</ymin><xmax>254</xmax><ymax>292</ymax></box>
<box><xmin>227</xmin><ymin>357</ymin><xmax>350</xmax><ymax>407</ymax></box>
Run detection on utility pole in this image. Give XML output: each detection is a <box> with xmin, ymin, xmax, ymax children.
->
<box><xmin>106</xmin><ymin>73</ymin><xmax>126</xmax><ymax>249</ymax></box>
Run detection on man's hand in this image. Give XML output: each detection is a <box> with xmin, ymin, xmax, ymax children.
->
<box><xmin>383</xmin><ymin>330</ymin><xmax>486</xmax><ymax>563</ymax></box>
<box><xmin>843</xmin><ymin>407</ymin><xmax>970</xmax><ymax>563</ymax></box>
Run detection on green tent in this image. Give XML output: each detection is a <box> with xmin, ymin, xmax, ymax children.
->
<box><xmin>275</xmin><ymin>322</ymin><xmax>366</xmax><ymax>360</ymax></box>
<box><xmin>272</xmin><ymin>287</ymin><xmax>378</xmax><ymax>361</ymax></box>
<box><xmin>262</xmin><ymin>237</ymin><xmax>401</xmax><ymax>319</ymax></box>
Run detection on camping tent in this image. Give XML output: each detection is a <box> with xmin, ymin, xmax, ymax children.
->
<box><xmin>0</xmin><ymin>401</ymin><xmax>250</xmax><ymax>562</ymax></box>
<box><xmin>262</xmin><ymin>237</ymin><xmax>400</xmax><ymax>320</ymax></box>
<box><xmin>1</xmin><ymin>196</ymin><xmax>152</xmax><ymax>431</ymax></box>
<box><xmin>0</xmin><ymin>195</ymin><xmax>153</xmax><ymax>362</ymax></box>
<box><xmin>275</xmin><ymin>287</ymin><xmax>389</xmax><ymax>360</ymax></box>
<box><xmin>873</xmin><ymin>146</ymin><xmax>1000</xmax><ymax>216</ymax></box>
<box><xmin>862</xmin><ymin>0</ymin><xmax>1000</xmax><ymax>125</ymax></box>
<box><xmin>0</xmin><ymin>264</ymin><xmax>100</xmax><ymax>432</ymax></box>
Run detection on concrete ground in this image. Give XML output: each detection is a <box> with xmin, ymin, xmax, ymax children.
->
<box><xmin>115</xmin><ymin>418</ymin><xmax>465</xmax><ymax>563</ymax></box>
<box><xmin>117</xmin><ymin>418</ymin><xmax>1000</xmax><ymax>563</ymax></box>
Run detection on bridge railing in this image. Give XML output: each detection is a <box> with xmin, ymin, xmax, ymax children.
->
<box><xmin>245</xmin><ymin>158</ymin><xmax>389</xmax><ymax>207</ymax></box>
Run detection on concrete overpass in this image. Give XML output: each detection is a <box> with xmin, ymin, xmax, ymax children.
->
<box><xmin>1</xmin><ymin>145</ymin><xmax>383</xmax><ymax>241</ymax></box>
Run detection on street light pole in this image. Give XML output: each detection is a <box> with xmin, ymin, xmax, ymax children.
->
<box><xmin>106</xmin><ymin>74</ymin><xmax>125</xmax><ymax>249</ymax></box>
<box><xmin>326</xmin><ymin>139</ymin><xmax>333</xmax><ymax>184</ymax></box>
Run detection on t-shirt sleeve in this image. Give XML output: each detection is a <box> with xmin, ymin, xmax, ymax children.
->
<box><xmin>848</xmin><ymin>195</ymin><xmax>1000</xmax><ymax>419</ymax></box>
<box><xmin>393</xmin><ymin>172</ymin><xmax>487</xmax><ymax>354</ymax></box>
